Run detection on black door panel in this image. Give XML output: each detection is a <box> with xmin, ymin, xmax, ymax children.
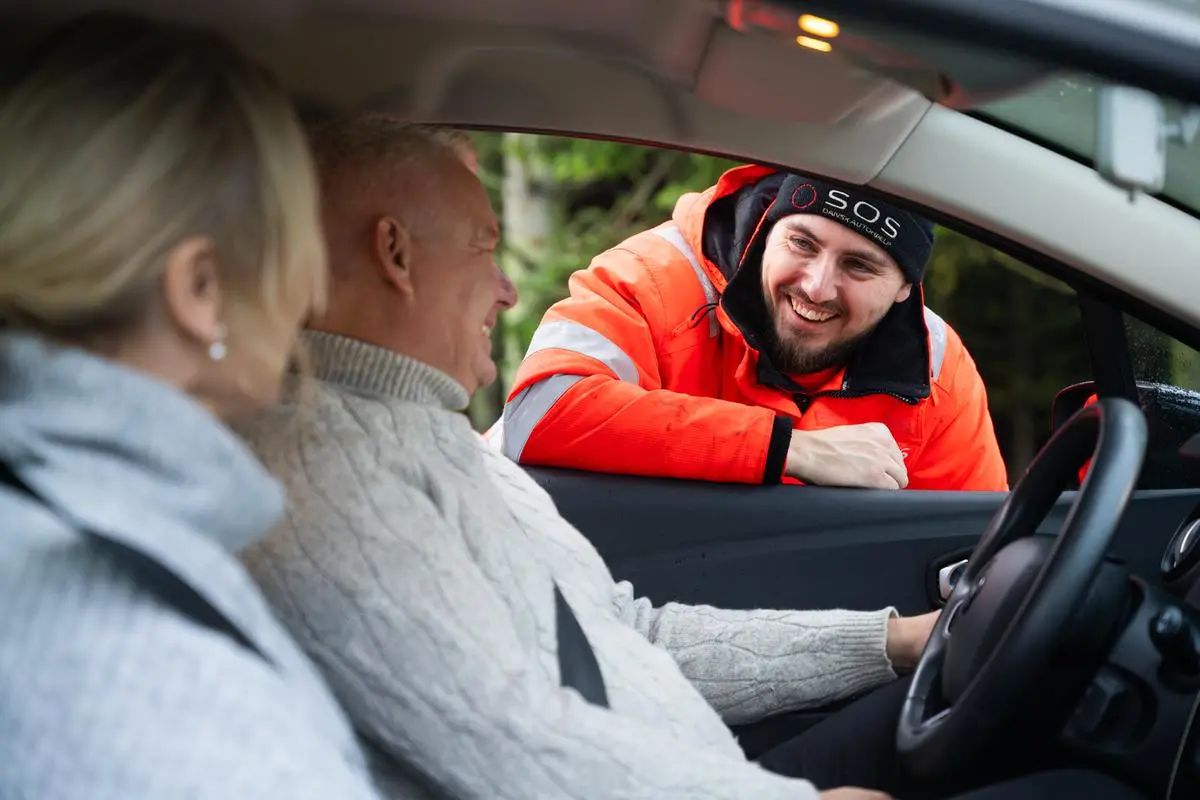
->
<box><xmin>527</xmin><ymin>467</ymin><xmax>1199</xmax><ymax>757</ymax></box>
<box><xmin>529</xmin><ymin>467</ymin><xmax>1198</xmax><ymax>616</ymax></box>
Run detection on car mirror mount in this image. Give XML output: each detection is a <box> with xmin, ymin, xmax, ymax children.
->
<box><xmin>1096</xmin><ymin>85</ymin><xmax>1200</xmax><ymax>201</ymax></box>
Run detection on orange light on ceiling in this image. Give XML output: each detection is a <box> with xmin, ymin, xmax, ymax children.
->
<box><xmin>795</xmin><ymin>34</ymin><xmax>833</xmax><ymax>53</ymax></box>
<box><xmin>798</xmin><ymin>14</ymin><xmax>840</xmax><ymax>39</ymax></box>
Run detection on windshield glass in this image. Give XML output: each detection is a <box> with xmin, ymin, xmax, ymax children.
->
<box><xmin>979</xmin><ymin>0</ymin><xmax>1200</xmax><ymax>216</ymax></box>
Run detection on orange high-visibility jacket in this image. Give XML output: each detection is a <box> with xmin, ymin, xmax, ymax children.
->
<box><xmin>495</xmin><ymin>165</ymin><xmax>1008</xmax><ymax>491</ymax></box>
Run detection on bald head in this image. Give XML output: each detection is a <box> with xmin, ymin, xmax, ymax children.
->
<box><xmin>400</xmin><ymin>123</ymin><xmax>479</xmax><ymax>173</ymax></box>
<box><xmin>304</xmin><ymin>113</ymin><xmax>515</xmax><ymax>396</ymax></box>
<box><xmin>308</xmin><ymin>115</ymin><xmax>469</xmax><ymax>275</ymax></box>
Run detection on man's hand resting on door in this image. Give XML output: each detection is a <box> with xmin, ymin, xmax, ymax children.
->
<box><xmin>785</xmin><ymin>423</ymin><xmax>908</xmax><ymax>490</ymax></box>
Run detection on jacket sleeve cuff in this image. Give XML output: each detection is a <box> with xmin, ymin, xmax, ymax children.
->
<box><xmin>761</xmin><ymin>414</ymin><xmax>792</xmax><ymax>484</ymax></box>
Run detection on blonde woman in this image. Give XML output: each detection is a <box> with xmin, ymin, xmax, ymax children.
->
<box><xmin>0</xmin><ymin>13</ymin><xmax>384</xmax><ymax>799</ymax></box>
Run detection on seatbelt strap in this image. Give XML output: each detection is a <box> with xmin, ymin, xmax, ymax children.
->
<box><xmin>0</xmin><ymin>460</ymin><xmax>272</xmax><ymax>667</ymax></box>
<box><xmin>554</xmin><ymin>582</ymin><xmax>609</xmax><ymax>708</ymax></box>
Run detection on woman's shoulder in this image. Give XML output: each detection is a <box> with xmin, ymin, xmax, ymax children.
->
<box><xmin>0</xmin><ymin>488</ymin><xmax>230</xmax><ymax>657</ymax></box>
<box><xmin>0</xmin><ymin>489</ymin><xmax>380</xmax><ymax>799</ymax></box>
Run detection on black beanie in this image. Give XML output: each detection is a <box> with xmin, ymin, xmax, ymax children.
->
<box><xmin>761</xmin><ymin>173</ymin><xmax>935</xmax><ymax>284</ymax></box>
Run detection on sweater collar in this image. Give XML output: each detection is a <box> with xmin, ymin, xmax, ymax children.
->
<box><xmin>302</xmin><ymin>330</ymin><xmax>470</xmax><ymax>411</ymax></box>
<box><xmin>0</xmin><ymin>332</ymin><xmax>283</xmax><ymax>554</ymax></box>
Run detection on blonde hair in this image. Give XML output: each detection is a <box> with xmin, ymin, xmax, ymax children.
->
<box><xmin>0</xmin><ymin>12</ymin><xmax>326</xmax><ymax>354</ymax></box>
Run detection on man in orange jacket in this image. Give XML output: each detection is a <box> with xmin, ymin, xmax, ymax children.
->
<box><xmin>491</xmin><ymin>165</ymin><xmax>1008</xmax><ymax>492</ymax></box>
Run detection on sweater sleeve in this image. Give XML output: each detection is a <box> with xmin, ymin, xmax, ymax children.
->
<box><xmin>477</xmin><ymin>437</ymin><xmax>899</xmax><ymax>730</ymax></box>
<box><xmin>246</xmin><ymin>459</ymin><xmax>822</xmax><ymax>800</ymax></box>
<box><xmin>503</xmin><ymin>245</ymin><xmax>792</xmax><ymax>485</ymax></box>
<box><xmin>612</xmin><ymin>584</ymin><xmax>898</xmax><ymax>725</ymax></box>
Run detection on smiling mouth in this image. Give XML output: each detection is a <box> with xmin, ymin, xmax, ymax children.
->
<box><xmin>481</xmin><ymin>323</ymin><xmax>494</xmax><ymax>336</ymax></box>
<box><xmin>788</xmin><ymin>295</ymin><xmax>839</xmax><ymax>323</ymax></box>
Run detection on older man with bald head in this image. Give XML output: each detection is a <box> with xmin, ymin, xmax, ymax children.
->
<box><xmin>300</xmin><ymin>119</ymin><xmax>511</xmax><ymax>391</ymax></box>
<box><xmin>236</xmin><ymin>116</ymin><xmax>1121</xmax><ymax>800</ymax></box>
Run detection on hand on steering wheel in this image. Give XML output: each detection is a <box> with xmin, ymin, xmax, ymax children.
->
<box><xmin>897</xmin><ymin>398</ymin><xmax>1147</xmax><ymax>784</ymax></box>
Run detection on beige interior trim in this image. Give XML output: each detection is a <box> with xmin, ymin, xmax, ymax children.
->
<box><xmin>874</xmin><ymin>105</ymin><xmax>1200</xmax><ymax>328</ymax></box>
<box><xmin>8</xmin><ymin>0</ymin><xmax>1200</xmax><ymax>329</ymax></box>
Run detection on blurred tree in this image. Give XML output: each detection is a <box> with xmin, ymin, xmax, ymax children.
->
<box><xmin>926</xmin><ymin>228</ymin><xmax>1090</xmax><ymax>476</ymax></box>
<box><xmin>1174</xmin><ymin>341</ymin><xmax>1200</xmax><ymax>389</ymax></box>
<box><xmin>1125</xmin><ymin>314</ymin><xmax>1197</xmax><ymax>391</ymax></box>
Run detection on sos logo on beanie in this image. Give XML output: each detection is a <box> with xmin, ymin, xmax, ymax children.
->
<box><xmin>776</xmin><ymin>173</ymin><xmax>934</xmax><ymax>285</ymax></box>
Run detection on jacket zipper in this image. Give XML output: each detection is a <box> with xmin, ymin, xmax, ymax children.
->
<box><xmin>793</xmin><ymin>381</ymin><xmax>921</xmax><ymax>412</ymax></box>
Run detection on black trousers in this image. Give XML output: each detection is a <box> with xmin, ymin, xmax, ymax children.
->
<box><xmin>757</xmin><ymin>676</ymin><xmax>1146</xmax><ymax>799</ymax></box>
<box><xmin>945</xmin><ymin>771</ymin><xmax>1146</xmax><ymax>799</ymax></box>
<box><xmin>758</xmin><ymin>675</ymin><xmax>914</xmax><ymax>792</ymax></box>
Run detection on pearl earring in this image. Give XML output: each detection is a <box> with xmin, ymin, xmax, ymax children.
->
<box><xmin>208</xmin><ymin>324</ymin><xmax>228</xmax><ymax>362</ymax></box>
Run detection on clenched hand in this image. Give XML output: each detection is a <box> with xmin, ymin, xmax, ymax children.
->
<box><xmin>785</xmin><ymin>423</ymin><xmax>908</xmax><ymax>489</ymax></box>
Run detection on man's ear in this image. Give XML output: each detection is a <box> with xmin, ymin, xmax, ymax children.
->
<box><xmin>895</xmin><ymin>282</ymin><xmax>913</xmax><ymax>304</ymax></box>
<box><xmin>373</xmin><ymin>215</ymin><xmax>415</xmax><ymax>297</ymax></box>
<box><xmin>161</xmin><ymin>235</ymin><xmax>223</xmax><ymax>352</ymax></box>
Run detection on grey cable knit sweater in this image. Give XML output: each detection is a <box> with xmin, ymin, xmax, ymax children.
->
<box><xmin>239</xmin><ymin>330</ymin><xmax>901</xmax><ymax>800</ymax></box>
<box><xmin>0</xmin><ymin>333</ymin><xmax>383</xmax><ymax>800</ymax></box>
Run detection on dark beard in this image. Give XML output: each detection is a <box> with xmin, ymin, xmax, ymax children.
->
<box><xmin>763</xmin><ymin>321</ymin><xmax>874</xmax><ymax>376</ymax></box>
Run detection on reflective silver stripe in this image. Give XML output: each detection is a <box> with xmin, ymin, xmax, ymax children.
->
<box><xmin>500</xmin><ymin>374</ymin><xmax>584</xmax><ymax>462</ymax></box>
<box><xmin>924</xmin><ymin>306</ymin><xmax>948</xmax><ymax>380</ymax></box>
<box><xmin>525</xmin><ymin>319</ymin><xmax>640</xmax><ymax>384</ymax></box>
<box><xmin>651</xmin><ymin>225</ymin><xmax>719</xmax><ymax>337</ymax></box>
<box><xmin>502</xmin><ymin>316</ymin><xmax>643</xmax><ymax>461</ymax></box>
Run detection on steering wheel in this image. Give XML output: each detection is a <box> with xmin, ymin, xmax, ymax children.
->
<box><xmin>897</xmin><ymin>397</ymin><xmax>1147</xmax><ymax>782</ymax></box>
